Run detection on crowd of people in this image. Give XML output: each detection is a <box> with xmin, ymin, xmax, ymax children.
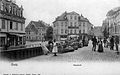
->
<box><xmin>91</xmin><ymin>36</ymin><xmax>120</xmax><ymax>54</ymax></box>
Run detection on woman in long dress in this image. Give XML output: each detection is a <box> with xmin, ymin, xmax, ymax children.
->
<box><xmin>97</xmin><ymin>38</ymin><xmax>104</xmax><ymax>53</ymax></box>
<box><xmin>52</xmin><ymin>39</ymin><xmax>58</xmax><ymax>56</ymax></box>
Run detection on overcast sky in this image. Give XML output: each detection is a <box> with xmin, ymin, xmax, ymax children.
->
<box><xmin>16</xmin><ymin>0</ymin><xmax>120</xmax><ymax>26</ymax></box>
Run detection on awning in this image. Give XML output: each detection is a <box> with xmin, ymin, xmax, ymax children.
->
<box><xmin>16</xmin><ymin>34</ymin><xmax>25</xmax><ymax>37</ymax></box>
<box><xmin>68</xmin><ymin>35</ymin><xmax>79</xmax><ymax>37</ymax></box>
<box><xmin>8</xmin><ymin>33</ymin><xmax>25</xmax><ymax>37</ymax></box>
<box><xmin>0</xmin><ymin>33</ymin><xmax>6</xmax><ymax>37</ymax></box>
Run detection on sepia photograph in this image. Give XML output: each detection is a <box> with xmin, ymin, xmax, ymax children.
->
<box><xmin>0</xmin><ymin>0</ymin><xmax>120</xmax><ymax>75</ymax></box>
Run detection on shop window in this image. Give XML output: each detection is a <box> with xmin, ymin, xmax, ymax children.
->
<box><xmin>0</xmin><ymin>37</ymin><xmax>5</xmax><ymax>47</ymax></box>
<box><xmin>2</xmin><ymin>19</ymin><xmax>5</xmax><ymax>29</ymax></box>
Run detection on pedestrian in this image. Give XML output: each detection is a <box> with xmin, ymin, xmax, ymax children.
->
<box><xmin>48</xmin><ymin>39</ymin><xmax>53</xmax><ymax>52</ymax></box>
<box><xmin>41</xmin><ymin>41</ymin><xmax>50</xmax><ymax>55</ymax></box>
<box><xmin>97</xmin><ymin>38</ymin><xmax>104</xmax><ymax>53</ymax></box>
<box><xmin>52</xmin><ymin>39</ymin><xmax>58</xmax><ymax>56</ymax></box>
<box><xmin>103</xmin><ymin>38</ymin><xmax>107</xmax><ymax>48</ymax></box>
<box><xmin>115</xmin><ymin>36</ymin><xmax>119</xmax><ymax>54</ymax></box>
<box><xmin>92</xmin><ymin>36</ymin><xmax>98</xmax><ymax>51</ymax></box>
<box><xmin>110</xmin><ymin>36</ymin><xmax>114</xmax><ymax>50</ymax></box>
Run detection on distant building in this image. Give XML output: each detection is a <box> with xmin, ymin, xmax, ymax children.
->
<box><xmin>93</xmin><ymin>26</ymin><xmax>103</xmax><ymax>37</ymax></box>
<box><xmin>25</xmin><ymin>20</ymin><xmax>48</xmax><ymax>41</ymax></box>
<box><xmin>53</xmin><ymin>11</ymin><xmax>93</xmax><ymax>41</ymax></box>
<box><xmin>0</xmin><ymin>0</ymin><xmax>26</xmax><ymax>50</ymax></box>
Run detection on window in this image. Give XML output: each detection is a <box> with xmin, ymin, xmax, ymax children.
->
<box><xmin>71</xmin><ymin>29</ymin><xmax>72</xmax><ymax>34</ymax></box>
<box><xmin>79</xmin><ymin>30</ymin><xmax>81</xmax><ymax>33</ymax></box>
<box><xmin>15</xmin><ymin>22</ymin><xmax>18</xmax><ymax>30</ymax></box>
<box><xmin>65</xmin><ymin>30</ymin><xmax>67</xmax><ymax>34</ymax></box>
<box><xmin>10</xmin><ymin>6</ymin><xmax>12</xmax><ymax>14</ymax></box>
<box><xmin>70</xmin><ymin>22</ymin><xmax>73</xmax><ymax>26</ymax></box>
<box><xmin>61</xmin><ymin>22</ymin><xmax>63</xmax><ymax>27</ymax></box>
<box><xmin>83</xmin><ymin>22</ymin><xmax>85</xmax><ymax>27</ymax></box>
<box><xmin>74</xmin><ymin>22</ymin><xmax>77</xmax><ymax>27</ymax></box>
<box><xmin>5</xmin><ymin>4</ymin><xmax>9</xmax><ymax>13</ymax></box>
<box><xmin>74</xmin><ymin>29</ymin><xmax>76</xmax><ymax>34</ymax></box>
<box><xmin>74</xmin><ymin>16</ymin><xmax>77</xmax><ymax>20</ymax></box>
<box><xmin>21</xmin><ymin>23</ymin><xmax>23</xmax><ymax>31</ymax></box>
<box><xmin>2</xmin><ymin>19</ymin><xmax>5</xmax><ymax>29</ymax></box>
<box><xmin>70</xmin><ymin>16</ymin><xmax>72</xmax><ymax>20</ymax></box>
<box><xmin>54</xmin><ymin>24</ymin><xmax>56</xmax><ymax>27</ymax></box>
<box><xmin>83</xmin><ymin>30</ymin><xmax>85</xmax><ymax>33</ymax></box>
<box><xmin>65</xmin><ymin>22</ymin><xmax>67</xmax><ymax>27</ymax></box>
<box><xmin>10</xmin><ymin>21</ymin><xmax>13</xmax><ymax>29</ymax></box>
<box><xmin>61</xmin><ymin>29</ymin><xmax>63</xmax><ymax>34</ymax></box>
<box><xmin>1</xmin><ymin>2</ymin><xmax>4</xmax><ymax>11</ymax></box>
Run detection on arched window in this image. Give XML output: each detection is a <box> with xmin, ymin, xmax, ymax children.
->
<box><xmin>0</xmin><ymin>2</ymin><xmax>4</xmax><ymax>11</ymax></box>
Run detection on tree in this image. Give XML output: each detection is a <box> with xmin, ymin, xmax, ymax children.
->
<box><xmin>46</xmin><ymin>26</ymin><xmax>53</xmax><ymax>40</ymax></box>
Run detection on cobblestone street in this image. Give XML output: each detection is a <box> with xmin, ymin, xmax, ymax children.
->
<box><xmin>24</xmin><ymin>41</ymin><xmax>120</xmax><ymax>62</ymax></box>
<box><xmin>1</xmin><ymin>41</ymin><xmax>120</xmax><ymax>75</ymax></box>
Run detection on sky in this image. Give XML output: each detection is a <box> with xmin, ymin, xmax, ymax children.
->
<box><xmin>16</xmin><ymin>0</ymin><xmax>120</xmax><ymax>26</ymax></box>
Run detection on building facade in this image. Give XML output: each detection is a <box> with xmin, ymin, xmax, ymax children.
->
<box><xmin>0</xmin><ymin>0</ymin><xmax>26</xmax><ymax>50</ymax></box>
<box><xmin>25</xmin><ymin>20</ymin><xmax>48</xmax><ymax>41</ymax></box>
<box><xmin>102</xmin><ymin>7</ymin><xmax>120</xmax><ymax>37</ymax></box>
<box><xmin>53</xmin><ymin>11</ymin><xmax>93</xmax><ymax>41</ymax></box>
<box><xmin>93</xmin><ymin>26</ymin><xmax>103</xmax><ymax>37</ymax></box>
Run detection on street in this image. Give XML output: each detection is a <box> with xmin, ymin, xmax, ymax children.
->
<box><xmin>24</xmin><ymin>41</ymin><xmax>120</xmax><ymax>62</ymax></box>
<box><xmin>1</xmin><ymin>41</ymin><xmax>120</xmax><ymax>75</ymax></box>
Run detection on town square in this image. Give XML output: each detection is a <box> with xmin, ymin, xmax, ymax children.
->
<box><xmin>0</xmin><ymin>0</ymin><xmax>120</xmax><ymax>75</ymax></box>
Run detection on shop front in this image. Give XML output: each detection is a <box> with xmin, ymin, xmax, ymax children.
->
<box><xmin>0</xmin><ymin>33</ymin><xmax>7</xmax><ymax>50</ymax></box>
<box><xmin>6</xmin><ymin>33</ymin><xmax>26</xmax><ymax>49</ymax></box>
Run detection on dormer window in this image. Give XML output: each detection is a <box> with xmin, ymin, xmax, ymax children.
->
<box><xmin>0</xmin><ymin>2</ymin><xmax>4</xmax><ymax>11</ymax></box>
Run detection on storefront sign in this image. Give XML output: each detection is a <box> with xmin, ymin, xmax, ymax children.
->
<box><xmin>1</xmin><ymin>14</ymin><xmax>25</xmax><ymax>23</ymax></box>
<box><xmin>0</xmin><ymin>33</ymin><xmax>6</xmax><ymax>37</ymax></box>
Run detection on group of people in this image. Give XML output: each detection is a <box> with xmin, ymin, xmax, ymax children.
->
<box><xmin>91</xmin><ymin>36</ymin><xmax>119</xmax><ymax>54</ymax></box>
<box><xmin>41</xmin><ymin>39</ymin><xmax>58</xmax><ymax>56</ymax></box>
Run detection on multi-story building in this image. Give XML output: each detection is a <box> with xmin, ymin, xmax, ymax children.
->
<box><xmin>25</xmin><ymin>20</ymin><xmax>48</xmax><ymax>41</ymax></box>
<box><xmin>0</xmin><ymin>0</ymin><xmax>26</xmax><ymax>50</ymax></box>
<box><xmin>53</xmin><ymin>11</ymin><xmax>93</xmax><ymax>41</ymax></box>
<box><xmin>102</xmin><ymin>7</ymin><xmax>120</xmax><ymax>37</ymax></box>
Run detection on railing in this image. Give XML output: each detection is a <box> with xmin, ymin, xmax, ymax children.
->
<box><xmin>0</xmin><ymin>43</ymin><xmax>44</xmax><ymax>60</ymax></box>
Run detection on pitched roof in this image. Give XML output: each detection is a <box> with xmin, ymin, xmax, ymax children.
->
<box><xmin>25</xmin><ymin>20</ymin><xmax>48</xmax><ymax>33</ymax></box>
<box><xmin>107</xmin><ymin>7</ymin><xmax>120</xmax><ymax>17</ymax></box>
<box><xmin>56</xmin><ymin>12</ymin><xmax>67</xmax><ymax>21</ymax></box>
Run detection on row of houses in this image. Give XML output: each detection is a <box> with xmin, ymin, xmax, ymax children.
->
<box><xmin>0</xmin><ymin>0</ymin><xmax>94</xmax><ymax>50</ymax></box>
<box><xmin>25</xmin><ymin>11</ymin><xmax>94</xmax><ymax>42</ymax></box>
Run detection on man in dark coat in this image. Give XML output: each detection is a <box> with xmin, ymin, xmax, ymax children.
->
<box><xmin>115</xmin><ymin>36</ymin><xmax>119</xmax><ymax>54</ymax></box>
<box><xmin>110</xmin><ymin>36</ymin><xmax>114</xmax><ymax>50</ymax></box>
<box><xmin>92</xmin><ymin>36</ymin><xmax>98</xmax><ymax>51</ymax></box>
